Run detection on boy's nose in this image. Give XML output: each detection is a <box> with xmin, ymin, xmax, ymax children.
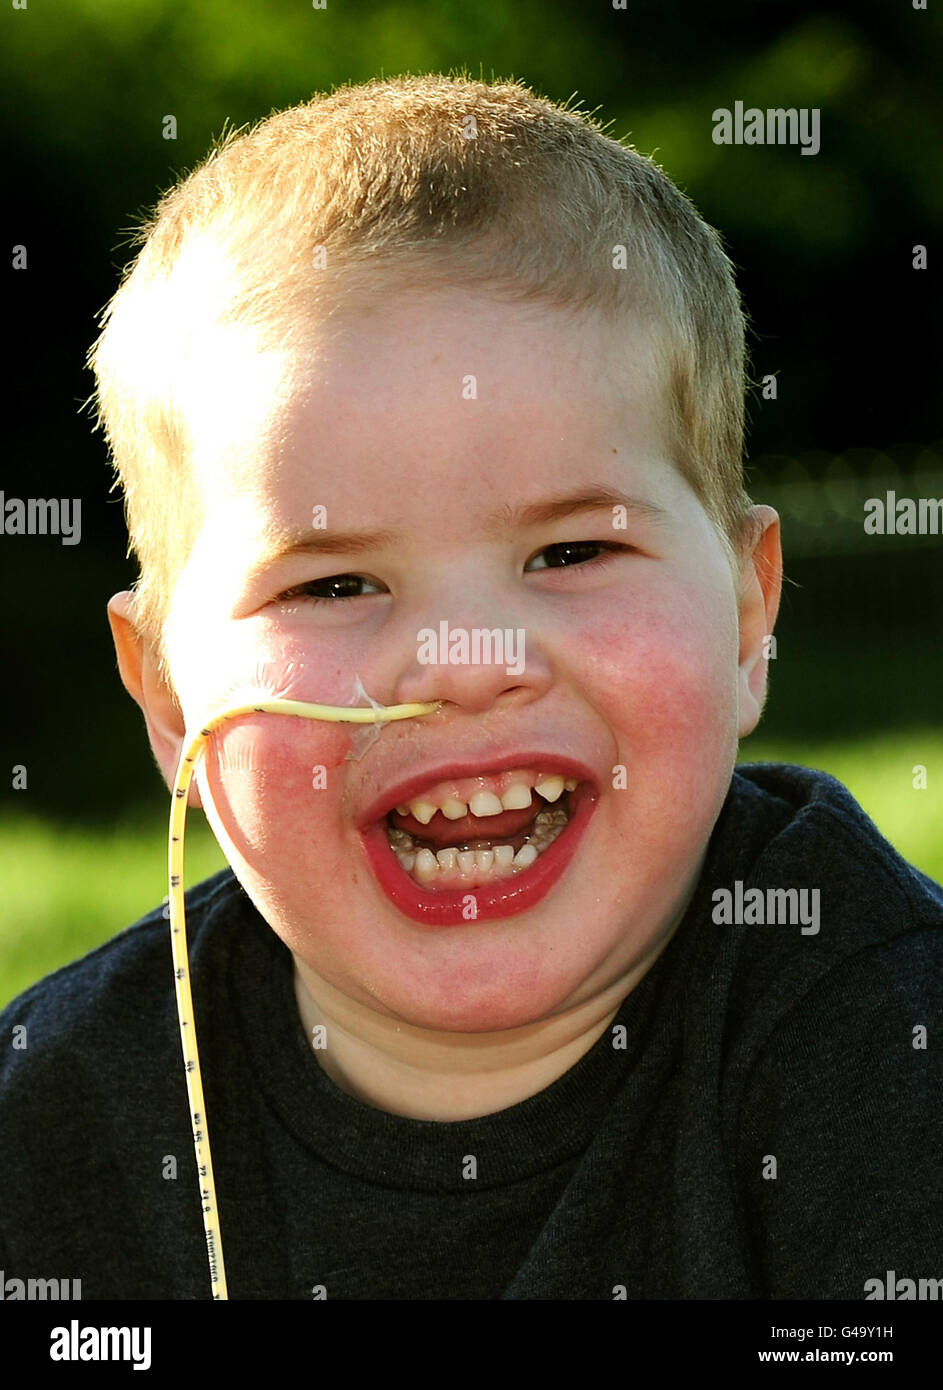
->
<box><xmin>391</xmin><ymin>620</ymin><xmax>552</xmax><ymax>719</ymax></box>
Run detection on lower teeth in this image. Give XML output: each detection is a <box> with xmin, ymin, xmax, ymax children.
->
<box><xmin>386</xmin><ymin>806</ymin><xmax>569</xmax><ymax>888</ymax></box>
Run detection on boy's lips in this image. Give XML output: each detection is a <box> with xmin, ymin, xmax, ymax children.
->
<box><xmin>358</xmin><ymin>778</ymin><xmax>600</xmax><ymax>928</ymax></box>
<box><xmin>354</xmin><ymin>750</ymin><xmax>606</xmax><ymax>922</ymax></box>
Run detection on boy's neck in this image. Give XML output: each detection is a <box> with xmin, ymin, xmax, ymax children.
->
<box><xmin>290</xmin><ymin>942</ymin><xmax>672</xmax><ymax>1122</ymax></box>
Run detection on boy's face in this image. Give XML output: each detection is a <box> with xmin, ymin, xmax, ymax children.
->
<box><xmin>112</xmin><ymin>284</ymin><xmax>780</xmax><ymax>1033</ymax></box>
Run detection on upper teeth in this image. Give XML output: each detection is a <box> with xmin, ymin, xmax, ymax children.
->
<box><xmin>395</xmin><ymin>773</ymin><xmax>578</xmax><ymax>825</ymax></box>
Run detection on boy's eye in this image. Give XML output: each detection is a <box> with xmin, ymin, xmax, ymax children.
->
<box><xmin>276</xmin><ymin>574</ymin><xmax>385</xmax><ymax>604</ymax></box>
<box><xmin>524</xmin><ymin>540</ymin><xmax>630</xmax><ymax>571</ymax></box>
<box><xmin>274</xmin><ymin>541</ymin><xmax>631</xmax><ymax>605</ymax></box>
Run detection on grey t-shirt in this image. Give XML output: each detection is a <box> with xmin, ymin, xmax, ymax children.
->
<box><xmin>1</xmin><ymin>763</ymin><xmax>941</xmax><ymax>1299</ymax></box>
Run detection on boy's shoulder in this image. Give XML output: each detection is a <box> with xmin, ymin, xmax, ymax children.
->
<box><xmin>714</xmin><ymin>760</ymin><xmax>943</xmax><ymax>1062</ymax></box>
<box><xmin>0</xmin><ymin>865</ymin><xmax>250</xmax><ymax>1288</ymax></box>
<box><xmin>712</xmin><ymin>764</ymin><xmax>943</xmax><ymax>1297</ymax></box>
<box><xmin>727</xmin><ymin>759</ymin><xmax>943</xmax><ymax>931</ymax></box>
<box><xmin>0</xmin><ymin>865</ymin><xmax>244</xmax><ymax>1091</ymax></box>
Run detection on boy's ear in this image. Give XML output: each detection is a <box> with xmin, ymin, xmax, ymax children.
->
<box><xmin>736</xmin><ymin>505</ymin><xmax>783</xmax><ymax>740</ymax></box>
<box><xmin>107</xmin><ymin>591</ymin><xmax>203</xmax><ymax>808</ymax></box>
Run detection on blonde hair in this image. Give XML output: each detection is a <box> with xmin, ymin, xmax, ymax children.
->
<box><xmin>88</xmin><ymin>71</ymin><xmax>757</xmax><ymax>684</ymax></box>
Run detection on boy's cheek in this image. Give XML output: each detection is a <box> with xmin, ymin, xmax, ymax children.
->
<box><xmin>572</xmin><ymin>607</ymin><xmax>737</xmax><ymax>883</ymax></box>
<box><xmin>198</xmin><ymin>718</ymin><xmax>357</xmax><ymax>859</ymax></box>
<box><xmin>576</xmin><ymin>597</ymin><xmax>739</xmax><ymax>753</ymax></box>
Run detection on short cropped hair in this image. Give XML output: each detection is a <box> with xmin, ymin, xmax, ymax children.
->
<box><xmin>88</xmin><ymin>71</ymin><xmax>757</xmax><ymax>686</ymax></box>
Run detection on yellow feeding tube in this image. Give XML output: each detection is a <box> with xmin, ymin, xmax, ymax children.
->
<box><xmin>168</xmin><ymin>696</ymin><xmax>442</xmax><ymax>1300</ymax></box>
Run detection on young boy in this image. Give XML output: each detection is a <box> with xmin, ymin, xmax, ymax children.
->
<box><xmin>1</xmin><ymin>74</ymin><xmax>940</xmax><ymax>1301</ymax></box>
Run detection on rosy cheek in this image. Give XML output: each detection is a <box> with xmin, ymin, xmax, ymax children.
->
<box><xmin>573</xmin><ymin>593</ymin><xmax>736</xmax><ymax>746</ymax></box>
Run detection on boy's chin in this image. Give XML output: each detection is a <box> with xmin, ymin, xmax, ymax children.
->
<box><xmin>351</xmin><ymin>954</ymin><xmax>596</xmax><ymax>1036</ymax></box>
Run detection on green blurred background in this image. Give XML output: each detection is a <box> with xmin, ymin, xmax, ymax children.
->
<box><xmin>1</xmin><ymin>0</ymin><xmax>941</xmax><ymax>1008</ymax></box>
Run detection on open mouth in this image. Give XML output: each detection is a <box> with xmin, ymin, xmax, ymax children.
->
<box><xmin>358</xmin><ymin>765</ymin><xmax>598</xmax><ymax>926</ymax></box>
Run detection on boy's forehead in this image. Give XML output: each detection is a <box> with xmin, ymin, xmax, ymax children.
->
<box><xmin>178</xmin><ymin>323</ymin><xmax>298</xmax><ymax>510</ymax></box>
<box><xmin>192</xmin><ymin>286</ymin><xmax>672</xmax><ymax>510</ymax></box>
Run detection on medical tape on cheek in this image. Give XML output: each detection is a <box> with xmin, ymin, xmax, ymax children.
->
<box><xmin>165</xmin><ymin>679</ymin><xmax>442</xmax><ymax>1302</ymax></box>
<box><xmin>343</xmin><ymin>674</ymin><xmax>393</xmax><ymax>761</ymax></box>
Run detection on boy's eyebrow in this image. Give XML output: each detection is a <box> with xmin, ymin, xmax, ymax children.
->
<box><xmin>488</xmin><ymin>488</ymin><xmax>669</xmax><ymax>535</ymax></box>
<box><xmin>249</xmin><ymin>488</ymin><xmax>668</xmax><ymax>575</ymax></box>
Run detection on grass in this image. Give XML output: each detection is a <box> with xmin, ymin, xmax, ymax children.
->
<box><xmin>0</xmin><ymin>811</ymin><xmax>227</xmax><ymax>1011</ymax></box>
<box><xmin>1</xmin><ymin>727</ymin><xmax>940</xmax><ymax>1011</ymax></box>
